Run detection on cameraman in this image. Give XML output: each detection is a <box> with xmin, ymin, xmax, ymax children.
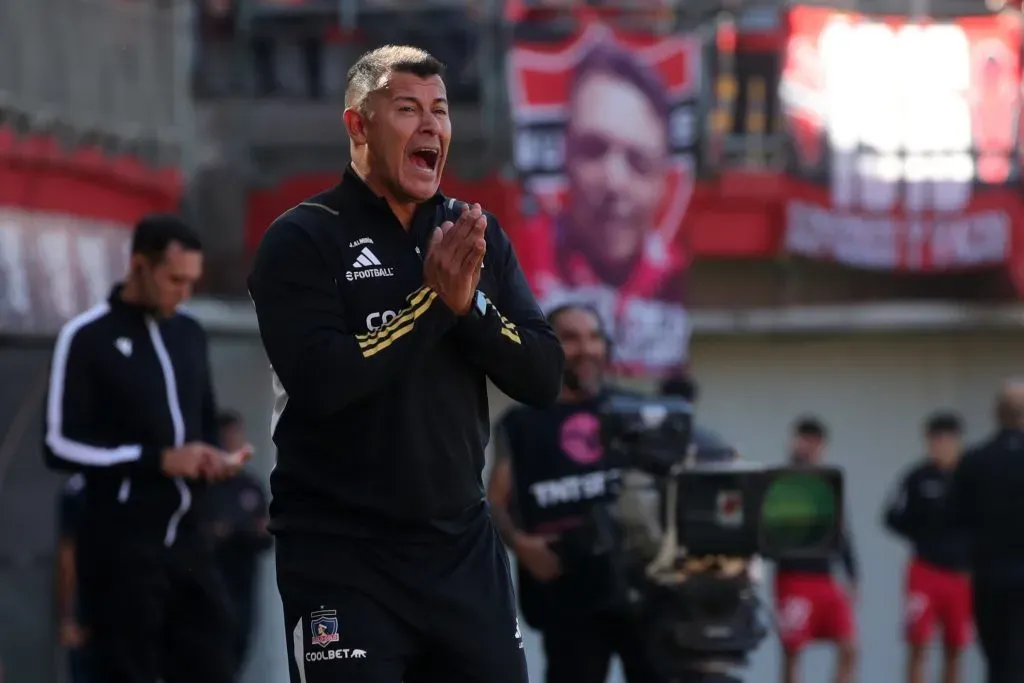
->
<box><xmin>488</xmin><ymin>304</ymin><xmax>659</xmax><ymax>683</ymax></box>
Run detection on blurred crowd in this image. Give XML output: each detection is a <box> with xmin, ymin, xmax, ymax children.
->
<box><xmin>191</xmin><ymin>0</ymin><xmax>703</xmax><ymax>101</ymax></box>
<box><xmin>193</xmin><ymin>0</ymin><xmax>488</xmax><ymax>100</ymax></box>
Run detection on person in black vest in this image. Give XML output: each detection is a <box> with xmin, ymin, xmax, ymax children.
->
<box><xmin>488</xmin><ymin>303</ymin><xmax>659</xmax><ymax>683</ymax></box>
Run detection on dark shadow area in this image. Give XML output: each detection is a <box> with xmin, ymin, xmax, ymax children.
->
<box><xmin>0</xmin><ymin>341</ymin><xmax>63</xmax><ymax>683</ymax></box>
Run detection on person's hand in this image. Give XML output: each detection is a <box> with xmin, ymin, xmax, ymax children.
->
<box><xmin>423</xmin><ymin>203</ymin><xmax>486</xmax><ymax>315</ymax></box>
<box><xmin>440</xmin><ymin>203</ymin><xmax>487</xmax><ymax>276</ymax></box>
<box><xmin>161</xmin><ymin>443</ymin><xmax>224</xmax><ymax>478</ymax></box>
<box><xmin>513</xmin><ymin>533</ymin><xmax>562</xmax><ymax>582</ymax></box>
<box><xmin>59</xmin><ymin>617</ymin><xmax>88</xmax><ymax>649</ymax></box>
<box><xmin>202</xmin><ymin>444</ymin><xmax>255</xmax><ymax>482</ymax></box>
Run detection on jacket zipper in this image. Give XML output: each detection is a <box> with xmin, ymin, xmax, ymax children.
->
<box><xmin>145</xmin><ymin>317</ymin><xmax>189</xmax><ymax>547</ymax></box>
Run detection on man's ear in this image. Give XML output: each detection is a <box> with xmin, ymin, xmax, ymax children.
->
<box><xmin>344</xmin><ymin>107</ymin><xmax>369</xmax><ymax>145</ymax></box>
<box><xmin>128</xmin><ymin>252</ymin><xmax>147</xmax><ymax>277</ymax></box>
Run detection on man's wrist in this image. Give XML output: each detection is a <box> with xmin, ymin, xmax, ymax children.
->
<box><xmin>457</xmin><ymin>290</ymin><xmax>487</xmax><ymax>318</ymax></box>
<box><xmin>459</xmin><ymin>290</ymin><xmax>492</xmax><ymax>325</ymax></box>
<box><xmin>420</xmin><ymin>287</ymin><xmax>461</xmax><ymax>327</ymax></box>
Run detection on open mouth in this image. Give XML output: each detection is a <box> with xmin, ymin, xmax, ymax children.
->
<box><xmin>409</xmin><ymin>147</ymin><xmax>440</xmax><ymax>172</ymax></box>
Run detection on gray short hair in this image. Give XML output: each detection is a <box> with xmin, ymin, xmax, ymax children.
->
<box><xmin>345</xmin><ymin>45</ymin><xmax>445</xmax><ymax>111</ymax></box>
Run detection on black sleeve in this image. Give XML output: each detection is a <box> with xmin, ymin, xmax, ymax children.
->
<box><xmin>454</xmin><ymin>216</ymin><xmax>564</xmax><ymax>407</ymax></box>
<box><xmin>44</xmin><ymin>321</ymin><xmax>163</xmax><ymax>474</ymax></box>
<box><xmin>883</xmin><ymin>466</ymin><xmax>917</xmax><ymax>539</ymax></box>
<box><xmin>249</xmin><ymin>219</ymin><xmax>457</xmax><ymax>418</ymax></box>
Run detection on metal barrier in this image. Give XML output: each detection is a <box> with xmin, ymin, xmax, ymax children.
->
<box><xmin>0</xmin><ymin>0</ymin><xmax>194</xmax><ymax>167</ymax></box>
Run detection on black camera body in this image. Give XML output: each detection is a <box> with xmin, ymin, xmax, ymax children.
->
<box><xmin>645</xmin><ymin>573</ymin><xmax>765</xmax><ymax>672</ymax></box>
<box><xmin>552</xmin><ymin>393</ymin><xmax>846</xmax><ymax>678</ymax></box>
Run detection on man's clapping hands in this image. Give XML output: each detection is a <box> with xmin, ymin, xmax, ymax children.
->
<box><xmin>424</xmin><ymin>203</ymin><xmax>487</xmax><ymax>315</ymax></box>
<box><xmin>161</xmin><ymin>442</ymin><xmax>253</xmax><ymax>481</ymax></box>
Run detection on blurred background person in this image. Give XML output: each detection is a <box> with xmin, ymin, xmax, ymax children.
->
<box><xmin>488</xmin><ymin>304</ymin><xmax>659</xmax><ymax>683</ymax></box>
<box><xmin>948</xmin><ymin>380</ymin><xmax>1024</xmax><ymax>683</ymax></box>
<box><xmin>202</xmin><ymin>409</ymin><xmax>272</xmax><ymax>675</ymax></box>
<box><xmin>42</xmin><ymin>215</ymin><xmax>249</xmax><ymax>683</ymax></box>
<box><xmin>55</xmin><ymin>473</ymin><xmax>91</xmax><ymax>683</ymax></box>
<box><xmin>774</xmin><ymin>417</ymin><xmax>858</xmax><ymax>683</ymax></box>
<box><xmin>883</xmin><ymin>412</ymin><xmax>971</xmax><ymax>683</ymax></box>
<box><xmin>658</xmin><ymin>372</ymin><xmax>735</xmax><ymax>461</ymax></box>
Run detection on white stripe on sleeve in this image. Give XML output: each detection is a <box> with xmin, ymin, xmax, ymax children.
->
<box><xmin>45</xmin><ymin>302</ymin><xmax>144</xmax><ymax>466</ymax></box>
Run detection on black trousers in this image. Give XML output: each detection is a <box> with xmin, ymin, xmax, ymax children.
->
<box><xmin>277</xmin><ymin>513</ymin><xmax>528</xmax><ymax>683</ymax></box>
<box><xmin>975</xmin><ymin>579</ymin><xmax>1024</xmax><ymax>683</ymax></box>
<box><xmin>77</xmin><ymin>530</ymin><xmax>235</xmax><ymax>683</ymax></box>
<box><xmin>542</xmin><ymin>612</ymin><xmax>661</xmax><ymax>683</ymax></box>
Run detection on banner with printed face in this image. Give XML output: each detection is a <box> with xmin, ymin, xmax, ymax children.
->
<box><xmin>780</xmin><ymin>7</ymin><xmax>1024</xmax><ymax>272</ymax></box>
<box><xmin>507</xmin><ymin>23</ymin><xmax>702</xmax><ymax>375</ymax></box>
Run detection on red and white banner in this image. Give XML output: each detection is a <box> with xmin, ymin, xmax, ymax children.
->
<box><xmin>507</xmin><ymin>22</ymin><xmax>702</xmax><ymax>374</ymax></box>
<box><xmin>780</xmin><ymin>8</ymin><xmax>1024</xmax><ymax>272</ymax></box>
<box><xmin>0</xmin><ymin>208</ymin><xmax>132</xmax><ymax>333</ymax></box>
<box><xmin>0</xmin><ymin>129</ymin><xmax>180</xmax><ymax>334</ymax></box>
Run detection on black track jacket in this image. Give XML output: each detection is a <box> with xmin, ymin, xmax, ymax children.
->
<box><xmin>883</xmin><ymin>459</ymin><xmax>970</xmax><ymax>572</ymax></box>
<box><xmin>43</xmin><ymin>286</ymin><xmax>220</xmax><ymax>546</ymax></box>
<box><xmin>248</xmin><ymin>166</ymin><xmax>564</xmax><ymax>537</ymax></box>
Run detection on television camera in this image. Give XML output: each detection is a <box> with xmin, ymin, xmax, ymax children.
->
<box><xmin>554</xmin><ymin>394</ymin><xmax>844</xmax><ymax>683</ymax></box>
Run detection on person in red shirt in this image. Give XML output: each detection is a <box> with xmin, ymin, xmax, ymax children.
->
<box><xmin>774</xmin><ymin>417</ymin><xmax>858</xmax><ymax>683</ymax></box>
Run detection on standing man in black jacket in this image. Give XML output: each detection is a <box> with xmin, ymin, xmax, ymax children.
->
<box><xmin>883</xmin><ymin>412</ymin><xmax>971</xmax><ymax>683</ymax></box>
<box><xmin>43</xmin><ymin>214</ymin><xmax>250</xmax><ymax>683</ymax></box>
<box><xmin>948</xmin><ymin>380</ymin><xmax>1024</xmax><ymax>683</ymax></box>
<box><xmin>248</xmin><ymin>45</ymin><xmax>563</xmax><ymax>683</ymax></box>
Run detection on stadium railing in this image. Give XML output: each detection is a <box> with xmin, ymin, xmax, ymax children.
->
<box><xmin>0</xmin><ymin>0</ymin><xmax>192</xmax><ymax>167</ymax></box>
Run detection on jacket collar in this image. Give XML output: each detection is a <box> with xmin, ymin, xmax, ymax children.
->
<box><xmin>108</xmin><ymin>282</ymin><xmax>157</xmax><ymax>318</ymax></box>
<box><xmin>335</xmin><ymin>164</ymin><xmax>447</xmax><ymax>214</ymax></box>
